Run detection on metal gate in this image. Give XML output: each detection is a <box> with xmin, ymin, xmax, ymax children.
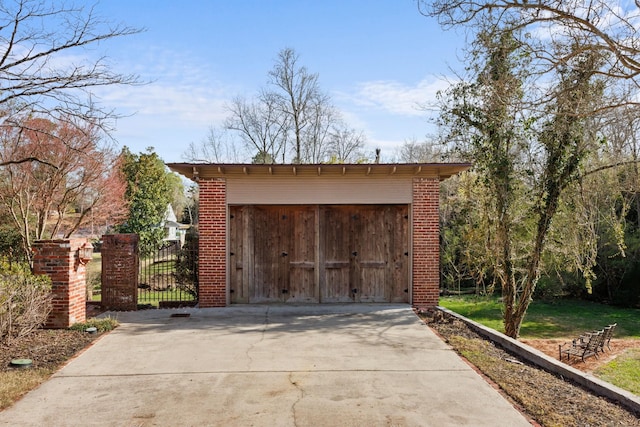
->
<box><xmin>138</xmin><ymin>238</ymin><xmax>198</xmax><ymax>308</ymax></box>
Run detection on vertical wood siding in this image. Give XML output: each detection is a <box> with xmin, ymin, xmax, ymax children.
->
<box><xmin>229</xmin><ymin>205</ymin><xmax>409</xmax><ymax>303</ymax></box>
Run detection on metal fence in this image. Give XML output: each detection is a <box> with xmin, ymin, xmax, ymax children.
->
<box><xmin>138</xmin><ymin>239</ymin><xmax>198</xmax><ymax>308</ymax></box>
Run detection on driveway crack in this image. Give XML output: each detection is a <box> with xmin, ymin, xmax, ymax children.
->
<box><xmin>246</xmin><ymin>307</ymin><xmax>270</xmax><ymax>370</ymax></box>
<box><xmin>289</xmin><ymin>372</ymin><xmax>304</xmax><ymax>427</ymax></box>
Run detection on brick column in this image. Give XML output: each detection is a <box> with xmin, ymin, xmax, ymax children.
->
<box><xmin>412</xmin><ymin>178</ymin><xmax>440</xmax><ymax>308</ymax></box>
<box><xmin>198</xmin><ymin>178</ymin><xmax>227</xmax><ymax>307</ymax></box>
<box><xmin>101</xmin><ymin>234</ymin><xmax>139</xmax><ymax>311</ymax></box>
<box><xmin>32</xmin><ymin>239</ymin><xmax>88</xmax><ymax>328</ymax></box>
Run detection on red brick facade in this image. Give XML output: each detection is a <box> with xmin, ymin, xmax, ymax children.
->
<box><xmin>101</xmin><ymin>234</ymin><xmax>139</xmax><ymax>311</ymax></box>
<box><xmin>411</xmin><ymin>178</ymin><xmax>440</xmax><ymax>308</ymax></box>
<box><xmin>32</xmin><ymin>239</ymin><xmax>89</xmax><ymax>328</ymax></box>
<box><xmin>198</xmin><ymin>178</ymin><xmax>227</xmax><ymax>307</ymax></box>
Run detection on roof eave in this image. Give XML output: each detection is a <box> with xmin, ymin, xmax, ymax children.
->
<box><xmin>167</xmin><ymin>163</ymin><xmax>472</xmax><ymax>181</ymax></box>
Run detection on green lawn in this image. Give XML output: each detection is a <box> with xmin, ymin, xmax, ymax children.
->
<box><xmin>439</xmin><ymin>295</ymin><xmax>640</xmax><ymax>339</ymax></box>
<box><xmin>139</xmin><ymin>258</ymin><xmax>177</xmax><ymax>277</ymax></box>
<box><xmin>595</xmin><ymin>348</ymin><xmax>640</xmax><ymax>395</ymax></box>
<box><xmin>92</xmin><ymin>289</ymin><xmax>196</xmax><ymax>307</ymax></box>
<box><xmin>137</xmin><ymin>289</ymin><xmax>196</xmax><ymax>306</ymax></box>
<box><xmin>87</xmin><ymin>252</ymin><xmax>102</xmax><ymax>275</ymax></box>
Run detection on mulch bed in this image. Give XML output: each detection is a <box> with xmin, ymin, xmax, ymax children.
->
<box><xmin>1</xmin><ymin>329</ymin><xmax>101</xmax><ymax>372</ymax></box>
<box><xmin>420</xmin><ymin>310</ymin><xmax>640</xmax><ymax>427</ymax></box>
<box><xmin>520</xmin><ymin>338</ymin><xmax>639</xmax><ymax>373</ymax></box>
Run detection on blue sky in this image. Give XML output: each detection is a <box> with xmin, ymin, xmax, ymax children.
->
<box><xmin>90</xmin><ymin>1</ymin><xmax>466</xmax><ymax>163</ymax></box>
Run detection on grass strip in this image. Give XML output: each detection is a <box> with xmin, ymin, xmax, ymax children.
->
<box><xmin>0</xmin><ymin>368</ymin><xmax>53</xmax><ymax>411</ymax></box>
<box><xmin>594</xmin><ymin>348</ymin><xmax>640</xmax><ymax>395</ymax></box>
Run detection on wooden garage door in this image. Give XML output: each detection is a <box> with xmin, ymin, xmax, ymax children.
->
<box><xmin>229</xmin><ymin>205</ymin><xmax>408</xmax><ymax>303</ymax></box>
<box><xmin>229</xmin><ymin>206</ymin><xmax>317</xmax><ymax>303</ymax></box>
<box><xmin>320</xmin><ymin>205</ymin><xmax>409</xmax><ymax>303</ymax></box>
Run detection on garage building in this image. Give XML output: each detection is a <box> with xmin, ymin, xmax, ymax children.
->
<box><xmin>167</xmin><ymin>163</ymin><xmax>470</xmax><ymax>308</ymax></box>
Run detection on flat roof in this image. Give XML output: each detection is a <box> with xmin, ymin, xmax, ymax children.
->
<box><xmin>167</xmin><ymin>163</ymin><xmax>472</xmax><ymax>181</ymax></box>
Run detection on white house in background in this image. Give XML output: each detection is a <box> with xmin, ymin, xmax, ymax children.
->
<box><xmin>163</xmin><ymin>204</ymin><xmax>187</xmax><ymax>246</ymax></box>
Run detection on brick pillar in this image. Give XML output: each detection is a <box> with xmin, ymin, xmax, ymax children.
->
<box><xmin>198</xmin><ymin>178</ymin><xmax>227</xmax><ymax>307</ymax></box>
<box><xmin>101</xmin><ymin>234</ymin><xmax>139</xmax><ymax>311</ymax></box>
<box><xmin>412</xmin><ymin>178</ymin><xmax>440</xmax><ymax>308</ymax></box>
<box><xmin>32</xmin><ymin>239</ymin><xmax>88</xmax><ymax>328</ymax></box>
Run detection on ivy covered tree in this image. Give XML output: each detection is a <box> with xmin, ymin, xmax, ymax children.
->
<box><xmin>116</xmin><ymin>147</ymin><xmax>182</xmax><ymax>256</ymax></box>
<box><xmin>424</xmin><ymin>0</ymin><xmax>635</xmax><ymax>337</ymax></box>
<box><xmin>438</xmin><ymin>28</ymin><xmax>533</xmax><ymax>337</ymax></box>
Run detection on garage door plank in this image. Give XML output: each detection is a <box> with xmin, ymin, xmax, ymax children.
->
<box><xmin>287</xmin><ymin>207</ymin><xmax>317</xmax><ymax>303</ymax></box>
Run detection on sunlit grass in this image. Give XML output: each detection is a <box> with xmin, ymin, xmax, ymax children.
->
<box><xmin>86</xmin><ymin>252</ymin><xmax>102</xmax><ymax>276</ymax></box>
<box><xmin>139</xmin><ymin>259</ymin><xmax>176</xmax><ymax>276</ymax></box>
<box><xmin>137</xmin><ymin>289</ymin><xmax>196</xmax><ymax>307</ymax></box>
<box><xmin>68</xmin><ymin>317</ymin><xmax>119</xmax><ymax>332</ymax></box>
<box><xmin>439</xmin><ymin>295</ymin><xmax>505</xmax><ymax>332</ymax></box>
<box><xmin>439</xmin><ymin>295</ymin><xmax>640</xmax><ymax>339</ymax></box>
<box><xmin>0</xmin><ymin>368</ymin><xmax>54</xmax><ymax>411</ymax></box>
<box><xmin>594</xmin><ymin>348</ymin><xmax>640</xmax><ymax>395</ymax></box>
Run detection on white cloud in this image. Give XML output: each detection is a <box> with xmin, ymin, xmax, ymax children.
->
<box><xmin>100</xmin><ymin>83</ymin><xmax>229</xmax><ymax>126</ymax></box>
<box><xmin>82</xmin><ymin>46</ymin><xmax>248</xmax><ymax>161</ymax></box>
<box><xmin>344</xmin><ymin>77</ymin><xmax>450</xmax><ymax>117</ymax></box>
<box><xmin>332</xmin><ymin>76</ymin><xmax>453</xmax><ymax>157</ymax></box>
<box><xmin>92</xmin><ymin>44</ymin><xmax>247</xmax><ymax>128</ymax></box>
<box><xmin>526</xmin><ymin>3</ymin><xmax>640</xmax><ymax>47</ymax></box>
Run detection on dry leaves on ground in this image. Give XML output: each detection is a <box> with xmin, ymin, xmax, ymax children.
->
<box><xmin>422</xmin><ymin>312</ymin><xmax>640</xmax><ymax>427</ymax></box>
<box><xmin>521</xmin><ymin>338</ymin><xmax>639</xmax><ymax>373</ymax></box>
<box><xmin>0</xmin><ymin>329</ymin><xmax>99</xmax><ymax>372</ymax></box>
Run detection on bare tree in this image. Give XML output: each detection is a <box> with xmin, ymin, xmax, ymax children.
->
<box><xmin>328</xmin><ymin>126</ymin><xmax>367</xmax><ymax>163</ymax></box>
<box><xmin>182</xmin><ymin>126</ymin><xmax>240</xmax><ymax>163</ymax></box>
<box><xmin>421</xmin><ymin>1</ymin><xmax>640</xmax><ymax>82</ymax></box>
<box><xmin>394</xmin><ymin>137</ymin><xmax>445</xmax><ymax>163</ymax></box>
<box><xmin>0</xmin><ymin>0</ymin><xmax>142</xmax><ymax>167</ymax></box>
<box><xmin>301</xmin><ymin>100</ymin><xmax>337</xmax><ymax>163</ymax></box>
<box><xmin>596</xmin><ymin>106</ymin><xmax>640</xmax><ymax>230</ymax></box>
<box><xmin>225</xmin><ymin>93</ymin><xmax>289</xmax><ymax>164</ymax></box>
<box><xmin>189</xmin><ymin>47</ymin><xmax>363</xmax><ymax>164</ymax></box>
<box><xmin>268</xmin><ymin>48</ymin><xmax>330</xmax><ymax>163</ymax></box>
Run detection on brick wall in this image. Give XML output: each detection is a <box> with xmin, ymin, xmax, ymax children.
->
<box><xmin>101</xmin><ymin>234</ymin><xmax>139</xmax><ymax>311</ymax></box>
<box><xmin>412</xmin><ymin>178</ymin><xmax>440</xmax><ymax>308</ymax></box>
<box><xmin>198</xmin><ymin>178</ymin><xmax>227</xmax><ymax>307</ymax></box>
<box><xmin>32</xmin><ymin>239</ymin><xmax>88</xmax><ymax>328</ymax></box>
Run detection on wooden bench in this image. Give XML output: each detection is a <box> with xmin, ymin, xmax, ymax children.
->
<box><xmin>559</xmin><ymin>331</ymin><xmax>603</xmax><ymax>362</ymax></box>
<box><xmin>599</xmin><ymin>323</ymin><xmax>617</xmax><ymax>353</ymax></box>
<box><xmin>558</xmin><ymin>323</ymin><xmax>617</xmax><ymax>362</ymax></box>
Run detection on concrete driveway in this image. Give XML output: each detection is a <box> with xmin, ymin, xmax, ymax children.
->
<box><xmin>0</xmin><ymin>304</ymin><xmax>531</xmax><ymax>427</ymax></box>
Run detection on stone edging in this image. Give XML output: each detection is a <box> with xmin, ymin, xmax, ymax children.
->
<box><xmin>436</xmin><ymin>306</ymin><xmax>640</xmax><ymax>415</ymax></box>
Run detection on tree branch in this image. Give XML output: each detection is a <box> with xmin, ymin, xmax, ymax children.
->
<box><xmin>580</xmin><ymin>159</ymin><xmax>640</xmax><ymax>178</ymax></box>
<box><xmin>0</xmin><ymin>156</ymin><xmax>58</xmax><ymax>169</ymax></box>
